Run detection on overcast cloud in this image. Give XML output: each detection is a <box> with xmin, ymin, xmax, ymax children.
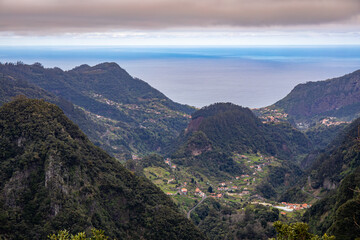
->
<box><xmin>0</xmin><ymin>0</ymin><xmax>359</xmax><ymax>34</ymax></box>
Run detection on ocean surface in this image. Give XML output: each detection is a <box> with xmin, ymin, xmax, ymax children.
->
<box><xmin>1</xmin><ymin>46</ymin><xmax>360</xmax><ymax>108</ymax></box>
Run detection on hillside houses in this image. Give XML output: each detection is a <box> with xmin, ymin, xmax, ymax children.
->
<box><xmin>320</xmin><ymin>117</ymin><xmax>348</xmax><ymax>126</ymax></box>
<box><xmin>195</xmin><ymin>188</ymin><xmax>206</xmax><ymax>198</ymax></box>
<box><xmin>163</xmin><ymin>158</ymin><xmax>177</xmax><ymax>169</ymax></box>
<box><xmin>180</xmin><ymin>188</ymin><xmax>188</xmax><ymax>195</ymax></box>
<box><xmin>280</xmin><ymin>202</ymin><xmax>311</xmax><ymax>210</ymax></box>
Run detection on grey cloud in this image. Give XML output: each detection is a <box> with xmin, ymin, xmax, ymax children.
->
<box><xmin>0</xmin><ymin>0</ymin><xmax>359</xmax><ymax>33</ymax></box>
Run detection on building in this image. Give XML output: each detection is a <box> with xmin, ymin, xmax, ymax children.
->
<box><xmin>180</xmin><ymin>188</ymin><xmax>188</xmax><ymax>195</ymax></box>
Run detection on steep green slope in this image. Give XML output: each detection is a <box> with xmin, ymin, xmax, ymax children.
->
<box><xmin>0</xmin><ymin>62</ymin><xmax>195</xmax><ymax>160</ymax></box>
<box><xmin>253</xmin><ymin>70</ymin><xmax>360</xmax><ymax>167</ymax></box>
<box><xmin>265</xmin><ymin>69</ymin><xmax>360</xmax><ymax>126</ymax></box>
<box><xmin>190</xmin><ymin>198</ymin><xmax>280</xmax><ymax>240</ymax></box>
<box><xmin>303</xmin><ymin>167</ymin><xmax>360</xmax><ymax>239</ymax></box>
<box><xmin>167</xmin><ymin>103</ymin><xmax>308</xmax><ymax>197</ymax></box>
<box><xmin>281</xmin><ymin>117</ymin><xmax>360</xmax><ymax>203</ymax></box>
<box><xmin>0</xmin><ymin>98</ymin><xmax>205</xmax><ymax>240</ymax></box>
<box><xmin>184</xmin><ymin>103</ymin><xmax>311</xmax><ymax>160</ymax></box>
<box><xmin>0</xmin><ymin>73</ymin><xmax>121</xmax><ymax>158</ymax></box>
<box><xmin>278</xmin><ymin>116</ymin><xmax>360</xmax><ymax>239</ymax></box>
<box><xmin>308</xmin><ymin>117</ymin><xmax>360</xmax><ymax>190</ymax></box>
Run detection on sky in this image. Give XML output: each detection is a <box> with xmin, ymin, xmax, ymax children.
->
<box><xmin>0</xmin><ymin>0</ymin><xmax>360</xmax><ymax>45</ymax></box>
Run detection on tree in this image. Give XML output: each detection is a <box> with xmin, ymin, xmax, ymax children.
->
<box><xmin>48</xmin><ymin>229</ymin><xmax>109</xmax><ymax>240</ymax></box>
<box><xmin>271</xmin><ymin>221</ymin><xmax>335</xmax><ymax>240</ymax></box>
<box><xmin>207</xmin><ymin>186</ymin><xmax>213</xmax><ymax>193</ymax></box>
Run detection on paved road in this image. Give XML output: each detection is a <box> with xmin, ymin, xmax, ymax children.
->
<box><xmin>187</xmin><ymin>195</ymin><xmax>207</xmax><ymax>219</ymax></box>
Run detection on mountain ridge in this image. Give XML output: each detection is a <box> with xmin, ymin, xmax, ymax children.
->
<box><xmin>0</xmin><ymin>62</ymin><xmax>195</xmax><ymax>160</ymax></box>
<box><xmin>273</xmin><ymin>69</ymin><xmax>360</xmax><ymax>126</ymax></box>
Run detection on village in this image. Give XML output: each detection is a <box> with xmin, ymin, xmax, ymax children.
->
<box><xmin>319</xmin><ymin>117</ymin><xmax>349</xmax><ymax>126</ymax></box>
<box><xmin>253</xmin><ymin>107</ymin><xmax>289</xmax><ymax>123</ymax></box>
<box><xmin>151</xmin><ymin>154</ymin><xmax>311</xmax><ymax>216</ymax></box>
<box><xmin>89</xmin><ymin>92</ymin><xmax>192</xmax><ymax>123</ymax></box>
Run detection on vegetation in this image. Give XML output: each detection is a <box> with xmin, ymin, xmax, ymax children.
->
<box><xmin>282</xmin><ymin>116</ymin><xmax>360</xmax><ymax>239</ymax></box>
<box><xmin>304</xmin><ymin>124</ymin><xmax>347</xmax><ymax>151</ymax></box>
<box><xmin>169</xmin><ymin>103</ymin><xmax>306</xmax><ymax>193</ymax></box>
<box><xmin>48</xmin><ymin>228</ymin><xmax>109</xmax><ymax>240</ymax></box>
<box><xmin>303</xmin><ymin>166</ymin><xmax>360</xmax><ymax>239</ymax></box>
<box><xmin>273</xmin><ymin>69</ymin><xmax>360</xmax><ymax>124</ymax></box>
<box><xmin>187</xmin><ymin>103</ymin><xmax>312</xmax><ymax>160</ymax></box>
<box><xmin>3</xmin><ymin>62</ymin><xmax>360</xmax><ymax>240</ymax></box>
<box><xmin>190</xmin><ymin>199</ymin><xmax>280</xmax><ymax>240</ymax></box>
<box><xmin>308</xmin><ymin>117</ymin><xmax>360</xmax><ymax>189</ymax></box>
<box><xmin>0</xmin><ymin>98</ymin><xmax>205</xmax><ymax>240</ymax></box>
<box><xmin>271</xmin><ymin>221</ymin><xmax>335</xmax><ymax>240</ymax></box>
<box><xmin>0</xmin><ymin>62</ymin><xmax>195</xmax><ymax>160</ymax></box>
<box><xmin>0</xmin><ymin>72</ymin><xmax>113</xmax><ymax>156</ymax></box>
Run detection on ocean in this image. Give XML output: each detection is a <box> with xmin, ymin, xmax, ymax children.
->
<box><xmin>1</xmin><ymin>46</ymin><xmax>360</xmax><ymax>108</ymax></box>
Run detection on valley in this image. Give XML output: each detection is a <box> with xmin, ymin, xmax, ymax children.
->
<box><xmin>1</xmin><ymin>62</ymin><xmax>360</xmax><ymax>239</ymax></box>
<box><xmin>139</xmin><ymin>152</ymin><xmax>310</xmax><ymax>215</ymax></box>
<box><xmin>2</xmin><ymin>0</ymin><xmax>360</xmax><ymax>238</ymax></box>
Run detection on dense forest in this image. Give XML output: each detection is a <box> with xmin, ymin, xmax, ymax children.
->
<box><xmin>0</xmin><ymin>98</ymin><xmax>205</xmax><ymax>240</ymax></box>
<box><xmin>281</xmin><ymin>115</ymin><xmax>360</xmax><ymax>239</ymax></box>
<box><xmin>187</xmin><ymin>103</ymin><xmax>312</xmax><ymax>159</ymax></box>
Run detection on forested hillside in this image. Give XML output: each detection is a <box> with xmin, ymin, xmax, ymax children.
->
<box><xmin>182</xmin><ymin>103</ymin><xmax>312</xmax><ymax>160</ymax></box>
<box><xmin>0</xmin><ymin>73</ymin><xmax>111</xmax><ymax>155</ymax></box>
<box><xmin>274</xmin><ymin>69</ymin><xmax>360</xmax><ymax>124</ymax></box>
<box><xmin>0</xmin><ymin>98</ymin><xmax>205</xmax><ymax>240</ymax></box>
<box><xmin>303</xmin><ymin>166</ymin><xmax>360</xmax><ymax>239</ymax></box>
<box><xmin>0</xmin><ymin>62</ymin><xmax>195</xmax><ymax>160</ymax></box>
<box><xmin>308</xmin><ymin>117</ymin><xmax>360</xmax><ymax>190</ymax></box>
<box><xmin>279</xmin><ymin>116</ymin><xmax>360</xmax><ymax>239</ymax></box>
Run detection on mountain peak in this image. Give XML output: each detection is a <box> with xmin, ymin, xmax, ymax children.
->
<box><xmin>93</xmin><ymin>62</ymin><xmax>124</xmax><ymax>71</ymax></box>
<box><xmin>71</xmin><ymin>64</ymin><xmax>91</xmax><ymax>71</ymax></box>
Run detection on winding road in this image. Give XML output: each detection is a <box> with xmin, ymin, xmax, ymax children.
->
<box><xmin>187</xmin><ymin>195</ymin><xmax>207</xmax><ymax>219</ymax></box>
<box><xmin>301</xmin><ymin>186</ymin><xmax>321</xmax><ymax>200</ymax></box>
<box><xmin>301</xmin><ymin>176</ymin><xmax>321</xmax><ymax>200</ymax></box>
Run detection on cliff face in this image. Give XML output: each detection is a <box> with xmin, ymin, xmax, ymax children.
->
<box><xmin>0</xmin><ymin>98</ymin><xmax>205</xmax><ymax>240</ymax></box>
<box><xmin>274</xmin><ymin>70</ymin><xmax>360</xmax><ymax>122</ymax></box>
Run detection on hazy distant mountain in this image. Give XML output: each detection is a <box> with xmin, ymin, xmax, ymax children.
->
<box><xmin>0</xmin><ymin>62</ymin><xmax>195</xmax><ymax>160</ymax></box>
<box><xmin>0</xmin><ymin>98</ymin><xmax>205</xmax><ymax>240</ymax></box>
<box><xmin>274</xmin><ymin>69</ymin><xmax>360</xmax><ymax>126</ymax></box>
